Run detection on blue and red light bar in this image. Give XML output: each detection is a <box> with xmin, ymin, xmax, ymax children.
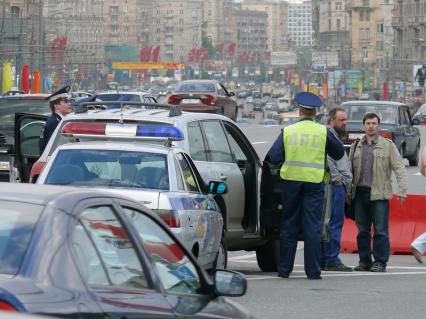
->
<box><xmin>61</xmin><ymin>122</ymin><xmax>184</xmax><ymax>141</ymax></box>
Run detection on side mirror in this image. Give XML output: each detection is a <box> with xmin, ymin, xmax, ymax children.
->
<box><xmin>213</xmin><ymin>270</ymin><xmax>247</xmax><ymax>297</ymax></box>
<box><xmin>228</xmin><ymin>92</ymin><xmax>235</xmax><ymax>97</ymax></box>
<box><xmin>413</xmin><ymin>118</ymin><xmax>420</xmax><ymax>125</ymax></box>
<box><xmin>208</xmin><ymin>181</ymin><xmax>228</xmax><ymax>195</ymax></box>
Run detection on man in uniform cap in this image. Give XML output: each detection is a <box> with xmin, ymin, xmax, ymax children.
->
<box><xmin>267</xmin><ymin>92</ymin><xmax>345</xmax><ymax>279</ymax></box>
<box><xmin>39</xmin><ymin>85</ymin><xmax>72</xmax><ymax>154</ymax></box>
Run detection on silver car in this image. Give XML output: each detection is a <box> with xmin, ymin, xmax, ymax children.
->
<box><xmin>36</xmin><ymin>139</ymin><xmax>226</xmax><ymax>270</ymax></box>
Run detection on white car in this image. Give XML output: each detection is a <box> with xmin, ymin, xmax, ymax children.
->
<box><xmin>36</xmin><ymin>127</ymin><xmax>227</xmax><ymax>270</ymax></box>
<box><xmin>15</xmin><ymin>104</ymin><xmax>280</xmax><ymax>272</ymax></box>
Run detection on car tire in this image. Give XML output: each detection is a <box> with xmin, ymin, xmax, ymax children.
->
<box><xmin>213</xmin><ymin>239</ymin><xmax>227</xmax><ymax>269</ymax></box>
<box><xmin>256</xmin><ymin>239</ymin><xmax>279</xmax><ymax>272</ymax></box>
<box><xmin>408</xmin><ymin>143</ymin><xmax>420</xmax><ymax>166</ymax></box>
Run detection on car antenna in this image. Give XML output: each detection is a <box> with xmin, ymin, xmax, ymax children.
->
<box><xmin>119</xmin><ymin>101</ymin><xmax>124</xmax><ymax>124</ymax></box>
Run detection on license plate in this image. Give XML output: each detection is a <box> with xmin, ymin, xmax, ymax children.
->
<box><xmin>181</xmin><ymin>99</ymin><xmax>201</xmax><ymax>104</ymax></box>
<box><xmin>348</xmin><ymin>133</ymin><xmax>364</xmax><ymax>140</ymax></box>
<box><xmin>0</xmin><ymin>161</ymin><xmax>10</xmax><ymax>170</ymax></box>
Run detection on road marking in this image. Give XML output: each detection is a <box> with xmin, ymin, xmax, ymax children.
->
<box><xmin>251</xmin><ymin>141</ymin><xmax>267</xmax><ymax>145</ymax></box>
<box><xmin>246</xmin><ymin>271</ymin><xmax>426</xmax><ymax>280</ymax></box>
<box><xmin>229</xmin><ymin>253</ymin><xmax>257</xmax><ymax>261</ymax></box>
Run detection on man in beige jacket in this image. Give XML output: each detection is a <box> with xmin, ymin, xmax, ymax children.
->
<box><xmin>348</xmin><ymin>112</ymin><xmax>407</xmax><ymax>272</ymax></box>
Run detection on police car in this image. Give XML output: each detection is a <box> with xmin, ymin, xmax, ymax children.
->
<box><xmin>35</xmin><ymin>125</ymin><xmax>227</xmax><ymax>270</ymax></box>
<box><xmin>14</xmin><ymin>103</ymin><xmax>280</xmax><ymax>272</ymax></box>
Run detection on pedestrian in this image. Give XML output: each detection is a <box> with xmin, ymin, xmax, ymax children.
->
<box><xmin>321</xmin><ymin>107</ymin><xmax>353</xmax><ymax>271</ymax></box>
<box><xmin>410</xmin><ymin>144</ymin><xmax>426</xmax><ymax>263</ymax></box>
<box><xmin>349</xmin><ymin>113</ymin><xmax>407</xmax><ymax>272</ymax></box>
<box><xmin>415</xmin><ymin>65</ymin><xmax>426</xmax><ymax>87</ymax></box>
<box><xmin>39</xmin><ymin>85</ymin><xmax>72</xmax><ymax>154</ymax></box>
<box><xmin>267</xmin><ymin>92</ymin><xmax>345</xmax><ymax>279</ymax></box>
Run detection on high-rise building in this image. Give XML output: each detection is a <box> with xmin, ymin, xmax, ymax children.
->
<box><xmin>202</xmin><ymin>0</ymin><xmax>234</xmax><ymax>47</ymax></box>
<box><xmin>288</xmin><ymin>0</ymin><xmax>313</xmax><ymax>47</ymax></box>
<box><xmin>241</xmin><ymin>0</ymin><xmax>289</xmax><ymax>51</ymax></box>
<box><xmin>151</xmin><ymin>0</ymin><xmax>203</xmax><ymax>62</ymax></box>
<box><xmin>349</xmin><ymin>0</ymin><xmax>394</xmax><ymax>88</ymax></box>
<box><xmin>392</xmin><ymin>0</ymin><xmax>426</xmax><ymax>83</ymax></box>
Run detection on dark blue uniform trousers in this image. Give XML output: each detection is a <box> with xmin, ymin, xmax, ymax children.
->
<box><xmin>278</xmin><ymin>180</ymin><xmax>325</xmax><ymax>278</ymax></box>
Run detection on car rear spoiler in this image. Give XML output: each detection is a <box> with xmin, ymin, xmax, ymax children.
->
<box><xmin>74</xmin><ymin>101</ymin><xmax>182</xmax><ymax>117</ymax></box>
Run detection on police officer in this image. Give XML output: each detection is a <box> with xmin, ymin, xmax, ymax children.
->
<box><xmin>267</xmin><ymin>92</ymin><xmax>345</xmax><ymax>279</ymax></box>
<box><xmin>39</xmin><ymin>85</ymin><xmax>72</xmax><ymax>154</ymax></box>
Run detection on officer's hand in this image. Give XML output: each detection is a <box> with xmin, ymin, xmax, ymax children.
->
<box><xmin>399</xmin><ymin>196</ymin><xmax>406</xmax><ymax>206</ymax></box>
<box><xmin>346</xmin><ymin>194</ymin><xmax>352</xmax><ymax>203</ymax></box>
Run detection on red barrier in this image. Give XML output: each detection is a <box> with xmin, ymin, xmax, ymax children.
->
<box><xmin>341</xmin><ymin>194</ymin><xmax>426</xmax><ymax>255</ymax></box>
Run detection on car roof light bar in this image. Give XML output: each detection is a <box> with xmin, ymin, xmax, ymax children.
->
<box><xmin>61</xmin><ymin>122</ymin><xmax>184</xmax><ymax>142</ymax></box>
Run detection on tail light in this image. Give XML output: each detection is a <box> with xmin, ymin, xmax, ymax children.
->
<box><xmin>155</xmin><ymin>210</ymin><xmax>181</xmax><ymax>228</ymax></box>
<box><xmin>200</xmin><ymin>95</ymin><xmax>216</xmax><ymax>106</ymax></box>
<box><xmin>30</xmin><ymin>161</ymin><xmax>47</xmax><ymax>183</ymax></box>
<box><xmin>168</xmin><ymin>95</ymin><xmax>178</xmax><ymax>105</ymax></box>
<box><xmin>0</xmin><ymin>301</ymin><xmax>18</xmax><ymax>311</ymax></box>
<box><xmin>379</xmin><ymin>131</ymin><xmax>393</xmax><ymax>140</ymax></box>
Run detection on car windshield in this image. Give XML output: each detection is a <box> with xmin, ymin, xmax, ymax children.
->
<box><xmin>176</xmin><ymin>83</ymin><xmax>216</xmax><ymax>93</ymax></box>
<box><xmin>97</xmin><ymin>94</ymin><xmax>141</xmax><ymax>102</ymax></box>
<box><xmin>45</xmin><ymin>149</ymin><xmax>169</xmax><ymax>190</ymax></box>
<box><xmin>343</xmin><ymin>104</ymin><xmax>397</xmax><ymax>124</ymax></box>
<box><xmin>0</xmin><ymin>202</ymin><xmax>43</xmax><ymax>275</ymax></box>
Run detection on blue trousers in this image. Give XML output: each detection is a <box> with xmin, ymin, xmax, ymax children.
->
<box><xmin>321</xmin><ymin>184</ymin><xmax>346</xmax><ymax>267</ymax></box>
<box><xmin>278</xmin><ymin>180</ymin><xmax>324</xmax><ymax>278</ymax></box>
<box><xmin>354</xmin><ymin>189</ymin><xmax>390</xmax><ymax>267</ymax></box>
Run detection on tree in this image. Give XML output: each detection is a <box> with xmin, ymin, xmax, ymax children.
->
<box><xmin>201</xmin><ymin>21</ymin><xmax>216</xmax><ymax>59</ymax></box>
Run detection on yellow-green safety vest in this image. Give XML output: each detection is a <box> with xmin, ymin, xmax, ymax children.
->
<box><xmin>280</xmin><ymin>120</ymin><xmax>327</xmax><ymax>183</ymax></box>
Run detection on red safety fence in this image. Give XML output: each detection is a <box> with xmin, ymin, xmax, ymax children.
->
<box><xmin>341</xmin><ymin>194</ymin><xmax>426</xmax><ymax>255</ymax></box>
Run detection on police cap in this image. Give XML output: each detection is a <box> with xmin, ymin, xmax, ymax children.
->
<box><xmin>46</xmin><ymin>85</ymin><xmax>71</xmax><ymax>103</ymax></box>
<box><xmin>294</xmin><ymin>92</ymin><xmax>322</xmax><ymax>110</ymax></box>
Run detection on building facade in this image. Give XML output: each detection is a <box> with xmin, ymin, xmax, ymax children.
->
<box><xmin>202</xmin><ymin>0</ymin><xmax>234</xmax><ymax>47</ymax></box>
<box><xmin>241</xmin><ymin>0</ymin><xmax>289</xmax><ymax>51</ymax></box>
<box><xmin>151</xmin><ymin>0</ymin><xmax>203</xmax><ymax>62</ymax></box>
<box><xmin>392</xmin><ymin>0</ymin><xmax>426</xmax><ymax>83</ymax></box>
<box><xmin>349</xmin><ymin>0</ymin><xmax>394</xmax><ymax>88</ymax></box>
<box><xmin>288</xmin><ymin>0</ymin><xmax>313</xmax><ymax>47</ymax></box>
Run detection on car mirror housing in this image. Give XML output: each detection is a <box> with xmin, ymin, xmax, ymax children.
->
<box><xmin>228</xmin><ymin>92</ymin><xmax>235</xmax><ymax>97</ymax></box>
<box><xmin>213</xmin><ymin>270</ymin><xmax>247</xmax><ymax>297</ymax></box>
<box><xmin>413</xmin><ymin>118</ymin><xmax>420</xmax><ymax>125</ymax></box>
<box><xmin>208</xmin><ymin>181</ymin><xmax>228</xmax><ymax>195</ymax></box>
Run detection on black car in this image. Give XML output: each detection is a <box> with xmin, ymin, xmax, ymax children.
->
<box><xmin>0</xmin><ymin>183</ymin><xmax>252</xmax><ymax>318</ymax></box>
<box><xmin>341</xmin><ymin>101</ymin><xmax>421</xmax><ymax>166</ymax></box>
<box><xmin>0</xmin><ymin>95</ymin><xmax>50</xmax><ymax>181</ymax></box>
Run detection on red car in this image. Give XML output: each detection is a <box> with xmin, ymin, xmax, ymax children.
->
<box><xmin>167</xmin><ymin>80</ymin><xmax>238</xmax><ymax>121</ymax></box>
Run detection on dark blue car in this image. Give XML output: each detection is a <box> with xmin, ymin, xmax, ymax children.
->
<box><xmin>0</xmin><ymin>183</ymin><xmax>252</xmax><ymax>318</ymax></box>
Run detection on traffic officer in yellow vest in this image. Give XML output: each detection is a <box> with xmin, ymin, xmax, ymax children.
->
<box><xmin>267</xmin><ymin>92</ymin><xmax>345</xmax><ymax>279</ymax></box>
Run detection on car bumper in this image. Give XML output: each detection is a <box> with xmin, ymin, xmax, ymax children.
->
<box><xmin>178</xmin><ymin>104</ymin><xmax>222</xmax><ymax>113</ymax></box>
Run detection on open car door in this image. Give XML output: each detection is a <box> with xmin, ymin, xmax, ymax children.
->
<box><xmin>14</xmin><ymin>113</ymin><xmax>48</xmax><ymax>182</ymax></box>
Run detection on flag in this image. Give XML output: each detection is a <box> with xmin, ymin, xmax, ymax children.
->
<box><xmin>227</xmin><ymin>42</ymin><xmax>236</xmax><ymax>57</ymax></box>
<box><xmin>21</xmin><ymin>65</ymin><xmax>30</xmax><ymax>93</ymax></box>
<box><xmin>152</xmin><ymin>45</ymin><xmax>161</xmax><ymax>62</ymax></box>
<box><xmin>2</xmin><ymin>61</ymin><xmax>13</xmax><ymax>94</ymax></box>
<box><xmin>322</xmin><ymin>83</ymin><xmax>328</xmax><ymax>99</ymax></box>
<box><xmin>383</xmin><ymin>82</ymin><xmax>389</xmax><ymax>100</ymax></box>
<box><xmin>218</xmin><ymin>43</ymin><xmax>225</xmax><ymax>56</ymax></box>
<box><xmin>32</xmin><ymin>71</ymin><xmax>40</xmax><ymax>93</ymax></box>
<box><xmin>357</xmin><ymin>81</ymin><xmax>363</xmax><ymax>98</ymax></box>
<box><xmin>139</xmin><ymin>46</ymin><xmax>151</xmax><ymax>62</ymax></box>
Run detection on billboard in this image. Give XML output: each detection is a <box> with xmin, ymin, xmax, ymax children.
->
<box><xmin>271</xmin><ymin>51</ymin><xmax>297</xmax><ymax>66</ymax></box>
<box><xmin>312</xmin><ymin>51</ymin><xmax>339</xmax><ymax>68</ymax></box>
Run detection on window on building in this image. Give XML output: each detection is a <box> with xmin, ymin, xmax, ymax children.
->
<box><xmin>336</xmin><ymin>2</ymin><xmax>342</xmax><ymax>11</ymax></box>
<box><xmin>377</xmin><ymin>23</ymin><xmax>384</xmax><ymax>33</ymax></box>
<box><xmin>360</xmin><ymin>9</ymin><xmax>370</xmax><ymax>21</ymax></box>
<box><xmin>10</xmin><ymin>6</ymin><xmax>20</xmax><ymax>18</ymax></box>
<box><xmin>362</xmin><ymin>47</ymin><xmax>369</xmax><ymax>60</ymax></box>
<box><xmin>328</xmin><ymin>19</ymin><xmax>331</xmax><ymax>31</ymax></box>
<box><xmin>336</xmin><ymin>18</ymin><xmax>341</xmax><ymax>30</ymax></box>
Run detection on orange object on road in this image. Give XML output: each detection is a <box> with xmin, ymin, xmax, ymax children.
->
<box><xmin>341</xmin><ymin>195</ymin><xmax>426</xmax><ymax>254</ymax></box>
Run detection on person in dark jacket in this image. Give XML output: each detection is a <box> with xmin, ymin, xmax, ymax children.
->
<box><xmin>267</xmin><ymin>92</ymin><xmax>345</xmax><ymax>280</ymax></box>
<box><xmin>39</xmin><ymin>85</ymin><xmax>72</xmax><ymax>154</ymax></box>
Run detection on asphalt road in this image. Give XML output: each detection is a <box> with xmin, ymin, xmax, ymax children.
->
<box><xmin>229</xmin><ymin>113</ymin><xmax>426</xmax><ymax>319</ymax></box>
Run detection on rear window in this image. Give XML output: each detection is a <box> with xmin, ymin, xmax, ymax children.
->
<box><xmin>176</xmin><ymin>83</ymin><xmax>216</xmax><ymax>93</ymax></box>
<box><xmin>45</xmin><ymin>149</ymin><xmax>169</xmax><ymax>190</ymax></box>
<box><xmin>0</xmin><ymin>202</ymin><xmax>43</xmax><ymax>275</ymax></box>
<box><xmin>343</xmin><ymin>104</ymin><xmax>397</xmax><ymax>124</ymax></box>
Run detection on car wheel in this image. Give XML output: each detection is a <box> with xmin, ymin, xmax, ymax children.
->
<box><xmin>256</xmin><ymin>239</ymin><xmax>279</xmax><ymax>272</ymax></box>
<box><xmin>408</xmin><ymin>143</ymin><xmax>420</xmax><ymax>166</ymax></box>
<box><xmin>213</xmin><ymin>239</ymin><xmax>227</xmax><ymax>269</ymax></box>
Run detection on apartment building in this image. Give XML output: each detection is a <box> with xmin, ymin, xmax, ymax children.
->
<box><xmin>151</xmin><ymin>0</ymin><xmax>203</xmax><ymax>62</ymax></box>
<box><xmin>202</xmin><ymin>0</ymin><xmax>234</xmax><ymax>47</ymax></box>
<box><xmin>288</xmin><ymin>0</ymin><xmax>313</xmax><ymax>47</ymax></box>
<box><xmin>349</xmin><ymin>0</ymin><xmax>394</xmax><ymax>87</ymax></box>
<box><xmin>241</xmin><ymin>0</ymin><xmax>289</xmax><ymax>51</ymax></box>
<box><xmin>392</xmin><ymin>0</ymin><xmax>426</xmax><ymax>82</ymax></box>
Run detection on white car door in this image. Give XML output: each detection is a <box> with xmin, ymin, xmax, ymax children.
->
<box><xmin>186</xmin><ymin>120</ymin><xmax>245</xmax><ymax>235</ymax></box>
